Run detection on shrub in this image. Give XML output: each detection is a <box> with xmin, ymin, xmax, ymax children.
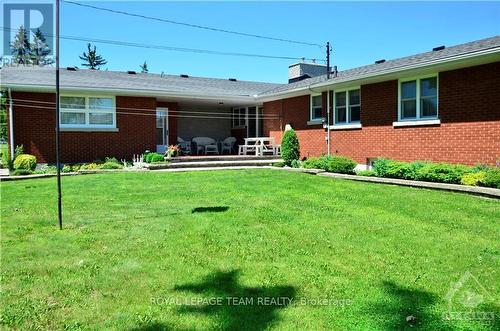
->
<box><xmin>79</xmin><ymin>163</ymin><xmax>99</xmax><ymax>170</ymax></box>
<box><xmin>481</xmin><ymin>168</ymin><xmax>500</xmax><ymax>189</ymax></box>
<box><xmin>1</xmin><ymin>144</ymin><xmax>11</xmax><ymax>169</ymax></box>
<box><xmin>356</xmin><ymin>169</ymin><xmax>376</xmax><ymax>177</ymax></box>
<box><xmin>373</xmin><ymin>158</ymin><xmax>391</xmax><ymax>177</ymax></box>
<box><xmin>12</xmin><ymin>169</ymin><xmax>33</xmax><ymax>176</ymax></box>
<box><xmin>461</xmin><ymin>172</ymin><xmax>486</xmax><ymax>186</ymax></box>
<box><xmin>35</xmin><ymin>164</ymin><xmax>57</xmax><ymax>174</ymax></box>
<box><xmin>104</xmin><ymin>157</ymin><xmax>120</xmax><ymax>164</ymax></box>
<box><xmin>272</xmin><ymin>161</ymin><xmax>285</xmax><ymax>167</ymax></box>
<box><xmin>291</xmin><ymin>159</ymin><xmax>302</xmax><ymax>168</ymax></box>
<box><xmin>415</xmin><ymin>163</ymin><xmax>471</xmax><ymax>184</ymax></box>
<box><xmin>13</xmin><ymin>154</ymin><xmax>37</xmax><ymax>171</ymax></box>
<box><xmin>144</xmin><ymin>152</ymin><xmax>164</xmax><ymax>163</ymax></box>
<box><xmin>99</xmin><ymin>162</ymin><xmax>123</xmax><ymax>170</ymax></box>
<box><xmin>281</xmin><ymin>129</ymin><xmax>300</xmax><ymax>166</ymax></box>
<box><xmin>14</xmin><ymin>145</ymin><xmax>24</xmax><ymax>160</ymax></box>
<box><xmin>62</xmin><ymin>165</ymin><xmax>73</xmax><ymax>173</ymax></box>
<box><xmin>303</xmin><ymin>155</ymin><xmax>357</xmax><ymax>174</ymax></box>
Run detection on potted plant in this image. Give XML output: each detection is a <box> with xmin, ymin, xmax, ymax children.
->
<box><xmin>166</xmin><ymin>145</ymin><xmax>181</xmax><ymax>158</ymax></box>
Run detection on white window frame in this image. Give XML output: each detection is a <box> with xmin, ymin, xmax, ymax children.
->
<box><xmin>333</xmin><ymin>87</ymin><xmax>361</xmax><ymax>126</ymax></box>
<box><xmin>60</xmin><ymin>94</ymin><xmax>116</xmax><ymax>129</ymax></box>
<box><xmin>309</xmin><ymin>93</ymin><xmax>323</xmax><ymax>122</ymax></box>
<box><xmin>232</xmin><ymin>107</ymin><xmax>247</xmax><ymax>129</ymax></box>
<box><xmin>397</xmin><ymin>74</ymin><xmax>439</xmax><ymax>122</ymax></box>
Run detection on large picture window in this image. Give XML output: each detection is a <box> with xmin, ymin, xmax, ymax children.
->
<box><xmin>60</xmin><ymin>95</ymin><xmax>115</xmax><ymax>128</ymax></box>
<box><xmin>334</xmin><ymin>88</ymin><xmax>360</xmax><ymax>124</ymax></box>
<box><xmin>399</xmin><ymin>76</ymin><xmax>438</xmax><ymax>120</ymax></box>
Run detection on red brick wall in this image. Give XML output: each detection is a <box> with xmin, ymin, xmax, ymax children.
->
<box><xmin>263</xmin><ymin>62</ymin><xmax>500</xmax><ymax>166</ymax></box>
<box><xmin>11</xmin><ymin>92</ymin><xmax>160</xmax><ymax>163</ymax></box>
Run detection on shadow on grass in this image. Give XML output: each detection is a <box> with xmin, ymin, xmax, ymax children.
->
<box><xmin>172</xmin><ymin>270</ymin><xmax>296</xmax><ymax>330</ymax></box>
<box><xmin>370</xmin><ymin>280</ymin><xmax>499</xmax><ymax>330</ymax></box>
<box><xmin>191</xmin><ymin>206</ymin><xmax>229</xmax><ymax>213</ymax></box>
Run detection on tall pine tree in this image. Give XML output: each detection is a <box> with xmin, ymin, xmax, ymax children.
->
<box><xmin>10</xmin><ymin>26</ymin><xmax>31</xmax><ymax>64</ymax></box>
<box><xmin>79</xmin><ymin>43</ymin><xmax>107</xmax><ymax>70</ymax></box>
<box><xmin>140</xmin><ymin>61</ymin><xmax>148</xmax><ymax>73</ymax></box>
<box><xmin>31</xmin><ymin>29</ymin><xmax>54</xmax><ymax>65</ymax></box>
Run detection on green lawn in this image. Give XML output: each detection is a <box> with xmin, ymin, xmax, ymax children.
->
<box><xmin>1</xmin><ymin>170</ymin><xmax>499</xmax><ymax>330</ymax></box>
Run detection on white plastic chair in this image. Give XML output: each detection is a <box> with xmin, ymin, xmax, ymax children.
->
<box><xmin>221</xmin><ymin>137</ymin><xmax>237</xmax><ymax>154</ymax></box>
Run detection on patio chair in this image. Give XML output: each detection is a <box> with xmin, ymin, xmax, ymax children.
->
<box><xmin>192</xmin><ymin>137</ymin><xmax>216</xmax><ymax>155</ymax></box>
<box><xmin>220</xmin><ymin>137</ymin><xmax>237</xmax><ymax>154</ymax></box>
<box><xmin>177</xmin><ymin>137</ymin><xmax>191</xmax><ymax>155</ymax></box>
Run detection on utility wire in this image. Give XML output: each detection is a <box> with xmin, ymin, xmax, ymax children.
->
<box><xmin>11</xmin><ymin>102</ymin><xmax>280</xmax><ymax>120</ymax></box>
<box><xmin>0</xmin><ymin>26</ymin><xmax>323</xmax><ymax>62</ymax></box>
<box><xmin>63</xmin><ymin>0</ymin><xmax>324</xmax><ymax>48</ymax></box>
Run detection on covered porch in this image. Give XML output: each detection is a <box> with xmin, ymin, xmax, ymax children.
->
<box><xmin>155</xmin><ymin>97</ymin><xmax>279</xmax><ymax>156</ymax></box>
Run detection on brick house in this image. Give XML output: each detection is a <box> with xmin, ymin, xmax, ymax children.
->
<box><xmin>2</xmin><ymin>36</ymin><xmax>499</xmax><ymax>166</ymax></box>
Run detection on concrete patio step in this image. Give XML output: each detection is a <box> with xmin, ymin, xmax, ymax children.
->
<box><xmin>149</xmin><ymin>158</ymin><xmax>282</xmax><ymax>170</ymax></box>
<box><xmin>169</xmin><ymin>155</ymin><xmax>279</xmax><ymax>163</ymax></box>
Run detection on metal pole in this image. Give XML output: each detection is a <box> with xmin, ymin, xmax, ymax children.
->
<box><xmin>55</xmin><ymin>0</ymin><xmax>62</xmax><ymax>230</ymax></box>
<box><xmin>326</xmin><ymin>41</ymin><xmax>330</xmax><ymax>79</ymax></box>
<box><xmin>327</xmin><ymin>90</ymin><xmax>331</xmax><ymax>156</ymax></box>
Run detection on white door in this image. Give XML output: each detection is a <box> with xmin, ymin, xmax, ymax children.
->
<box><xmin>156</xmin><ymin>108</ymin><xmax>169</xmax><ymax>153</ymax></box>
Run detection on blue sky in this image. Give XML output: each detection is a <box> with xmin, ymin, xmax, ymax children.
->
<box><xmin>17</xmin><ymin>1</ymin><xmax>500</xmax><ymax>82</ymax></box>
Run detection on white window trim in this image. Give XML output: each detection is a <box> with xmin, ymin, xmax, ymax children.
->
<box><xmin>310</xmin><ymin>93</ymin><xmax>323</xmax><ymax>122</ymax></box>
<box><xmin>396</xmin><ymin>74</ymin><xmax>439</xmax><ymax>123</ymax></box>
<box><xmin>333</xmin><ymin>87</ymin><xmax>361</xmax><ymax>126</ymax></box>
<box><xmin>60</xmin><ymin>95</ymin><xmax>116</xmax><ymax>129</ymax></box>
<box><xmin>232</xmin><ymin>107</ymin><xmax>247</xmax><ymax>129</ymax></box>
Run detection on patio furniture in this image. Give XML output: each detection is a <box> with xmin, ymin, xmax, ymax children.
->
<box><xmin>192</xmin><ymin>137</ymin><xmax>217</xmax><ymax>155</ymax></box>
<box><xmin>221</xmin><ymin>137</ymin><xmax>237</xmax><ymax>154</ymax></box>
<box><xmin>177</xmin><ymin>137</ymin><xmax>192</xmax><ymax>155</ymax></box>
<box><xmin>239</xmin><ymin>137</ymin><xmax>279</xmax><ymax>156</ymax></box>
<box><xmin>204</xmin><ymin>144</ymin><xmax>219</xmax><ymax>155</ymax></box>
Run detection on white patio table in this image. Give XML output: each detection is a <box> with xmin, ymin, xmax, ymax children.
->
<box><xmin>241</xmin><ymin>137</ymin><xmax>277</xmax><ymax>156</ymax></box>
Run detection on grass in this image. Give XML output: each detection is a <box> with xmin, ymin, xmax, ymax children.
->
<box><xmin>1</xmin><ymin>170</ymin><xmax>499</xmax><ymax>330</ymax></box>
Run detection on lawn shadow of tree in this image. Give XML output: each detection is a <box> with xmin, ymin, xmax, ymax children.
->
<box><xmin>191</xmin><ymin>206</ymin><xmax>229</xmax><ymax>213</ymax></box>
<box><xmin>172</xmin><ymin>270</ymin><xmax>296</xmax><ymax>330</ymax></box>
<box><xmin>369</xmin><ymin>280</ymin><xmax>499</xmax><ymax>330</ymax></box>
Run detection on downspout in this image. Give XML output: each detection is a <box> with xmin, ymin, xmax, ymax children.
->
<box><xmin>7</xmin><ymin>88</ymin><xmax>14</xmax><ymax>159</ymax></box>
<box><xmin>326</xmin><ymin>89</ymin><xmax>331</xmax><ymax>156</ymax></box>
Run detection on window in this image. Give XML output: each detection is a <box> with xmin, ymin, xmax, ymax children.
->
<box><xmin>60</xmin><ymin>96</ymin><xmax>115</xmax><ymax>128</ymax></box>
<box><xmin>334</xmin><ymin>88</ymin><xmax>360</xmax><ymax>124</ymax></box>
<box><xmin>232</xmin><ymin>107</ymin><xmax>247</xmax><ymax>128</ymax></box>
<box><xmin>399</xmin><ymin>76</ymin><xmax>438</xmax><ymax>120</ymax></box>
<box><xmin>310</xmin><ymin>94</ymin><xmax>323</xmax><ymax>121</ymax></box>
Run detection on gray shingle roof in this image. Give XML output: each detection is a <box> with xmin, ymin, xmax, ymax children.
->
<box><xmin>2</xmin><ymin>36</ymin><xmax>499</xmax><ymax>99</ymax></box>
<box><xmin>259</xmin><ymin>35</ymin><xmax>500</xmax><ymax>96</ymax></box>
<box><xmin>0</xmin><ymin>66</ymin><xmax>283</xmax><ymax>98</ymax></box>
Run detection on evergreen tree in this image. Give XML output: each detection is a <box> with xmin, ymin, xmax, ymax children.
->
<box><xmin>10</xmin><ymin>26</ymin><xmax>31</xmax><ymax>64</ymax></box>
<box><xmin>140</xmin><ymin>61</ymin><xmax>148</xmax><ymax>73</ymax></box>
<box><xmin>30</xmin><ymin>29</ymin><xmax>54</xmax><ymax>65</ymax></box>
<box><xmin>79</xmin><ymin>43</ymin><xmax>107</xmax><ymax>70</ymax></box>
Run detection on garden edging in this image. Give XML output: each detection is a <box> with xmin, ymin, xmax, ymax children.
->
<box><xmin>316</xmin><ymin>172</ymin><xmax>500</xmax><ymax>198</ymax></box>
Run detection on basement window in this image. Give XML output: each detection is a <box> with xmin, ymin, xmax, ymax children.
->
<box><xmin>60</xmin><ymin>95</ymin><xmax>116</xmax><ymax>129</ymax></box>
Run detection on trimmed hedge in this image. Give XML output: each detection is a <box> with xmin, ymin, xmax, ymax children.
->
<box><xmin>303</xmin><ymin>155</ymin><xmax>357</xmax><ymax>174</ymax></box>
<box><xmin>372</xmin><ymin>158</ymin><xmax>500</xmax><ymax>188</ymax></box>
<box><xmin>281</xmin><ymin>129</ymin><xmax>300</xmax><ymax>166</ymax></box>
<box><xmin>144</xmin><ymin>152</ymin><xmax>164</xmax><ymax>163</ymax></box>
<box><xmin>13</xmin><ymin>154</ymin><xmax>37</xmax><ymax>171</ymax></box>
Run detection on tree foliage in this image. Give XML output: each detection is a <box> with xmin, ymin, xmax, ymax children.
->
<box><xmin>10</xmin><ymin>26</ymin><xmax>31</xmax><ymax>64</ymax></box>
<box><xmin>31</xmin><ymin>29</ymin><xmax>54</xmax><ymax>65</ymax></box>
<box><xmin>79</xmin><ymin>43</ymin><xmax>107</xmax><ymax>70</ymax></box>
<box><xmin>140</xmin><ymin>61</ymin><xmax>148</xmax><ymax>73</ymax></box>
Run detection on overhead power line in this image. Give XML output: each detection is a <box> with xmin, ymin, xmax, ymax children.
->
<box><xmin>63</xmin><ymin>0</ymin><xmax>324</xmax><ymax>48</ymax></box>
<box><xmin>0</xmin><ymin>26</ymin><xmax>323</xmax><ymax>62</ymax></box>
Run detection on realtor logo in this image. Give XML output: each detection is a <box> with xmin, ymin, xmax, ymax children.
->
<box><xmin>2</xmin><ymin>1</ymin><xmax>54</xmax><ymax>56</ymax></box>
<box><xmin>443</xmin><ymin>271</ymin><xmax>495</xmax><ymax>322</ymax></box>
